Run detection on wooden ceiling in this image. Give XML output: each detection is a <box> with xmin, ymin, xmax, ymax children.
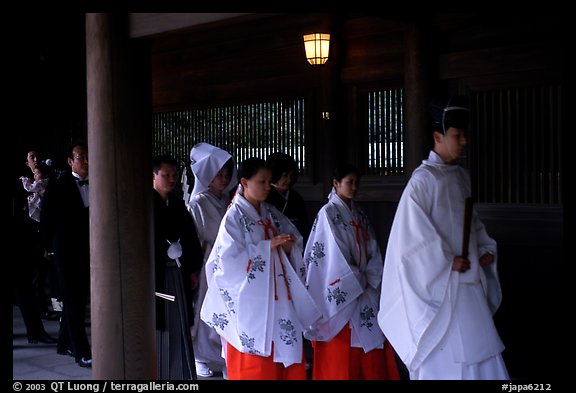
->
<box><xmin>128</xmin><ymin>13</ymin><xmax>275</xmax><ymax>38</ymax></box>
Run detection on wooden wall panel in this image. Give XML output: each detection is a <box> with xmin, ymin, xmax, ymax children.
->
<box><xmin>340</xmin><ymin>16</ymin><xmax>406</xmax><ymax>85</ymax></box>
<box><xmin>151</xmin><ymin>13</ymin><xmax>327</xmax><ymax>110</ymax></box>
<box><xmin>439</xmin><ymin>43</ymin><xmax>563</xmax><ymax>80</ymax></box>
<box><xmin>150</xmin><ymin>14</ymin><xmax>414</xmax><ymax>111</ymax></box>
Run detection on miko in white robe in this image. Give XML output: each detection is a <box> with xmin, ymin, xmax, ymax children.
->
<box><xmin>304</xmin><ymin>186</ymin><xmax>399</xmax><ymax>379</ymax></box>
<box><xmin>378</xmin><ymin>150</ymin><xmax>510</xmax><ymax>380</ymax></box>
<box><xmin>187</xmin><ymin>143</ymin><xmax>237</xmax><ymax>372</ymax></box>
<box><xmin>200</xmin><ymin>183</ymin><xmax>320</xmax><ymax>378</ymax></box>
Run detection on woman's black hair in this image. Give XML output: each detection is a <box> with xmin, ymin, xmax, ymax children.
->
<box><xmin>237</xmin><ymin>157</ymin><xmax>270</xmax><ymax>182</ymax></box>
<box><xmin>333</xmin><ymin>163</ymin><xmax>361</xmax><ymax>182</ymax></box>
<box><xmin>266</xmin><ymin>152</ymin><xmax>299</xmax><ymax>184</ymax></box>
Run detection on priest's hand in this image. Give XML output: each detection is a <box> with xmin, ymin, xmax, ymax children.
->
<box><xmin>479</xmin><ymin>252</ymin><xmax>495</xmax><ymax>267</ymax></box>
<box><xmin>43</xmin><ymin>248</ymin><xmax>53</xmax><ymax>260</ymax></box>
<box><xmin>190</xmin><ymin>272</ymin><xmax>199</xmax><ymax>290</ymax></box>
<box><xmin>452</xmin><ymin>256</ymin><xmax>470</xmax><ymax>273</ymax></box>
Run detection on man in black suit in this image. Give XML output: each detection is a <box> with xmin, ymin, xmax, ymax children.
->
<box><xmin>40</xmin><ymin>144</ymin><xmax>92</xmax><ymax>368</ymax></box>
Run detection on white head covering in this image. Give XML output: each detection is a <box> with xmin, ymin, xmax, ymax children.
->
<box><xmin>190</xmin><ymin>142</ymin><xmax>237</xmax><ymax>197</ymax></box>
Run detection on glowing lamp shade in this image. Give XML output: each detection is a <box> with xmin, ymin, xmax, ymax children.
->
<box><xmin>303</xmin><ymin>33</ymin><xmax>330</xmax><ymax>65</ymax></box>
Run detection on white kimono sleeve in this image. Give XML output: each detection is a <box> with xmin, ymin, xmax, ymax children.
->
<box><xmin>472</xmin><ymin>208</ymin><xmax>502</xmax><ymax>315</ymax></box>
<box><xmin>304</xmin><ymin>208</ymin><xmax>364</xmax><ymax>342</ymax></box>
<box><xmin>200</xmin><ymin>210</ymin><xmax>275</xmax><ymax>357</ymax></box>
<box><xmin>348</xmin><ymin>228</ymin><xmax>386</xmax><ymax>351</ymax></box>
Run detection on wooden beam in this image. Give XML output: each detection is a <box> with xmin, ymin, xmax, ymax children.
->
<box><xmin>129</xmin><ymin>13</ymin><xmax>253</xmax><ymax>38</ymax></box>
<box><xmin>439</xmin><ymin>43</ymin><xmax>563</xmax><ymax>79</ymax></box>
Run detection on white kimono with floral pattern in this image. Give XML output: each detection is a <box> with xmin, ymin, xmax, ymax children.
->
<box><xmin>200</xmin><ymin>188</ymin><xmax>321</xmax><ymax>367</ymax></box>
<box><xmin>304</xmin><ymin>190</ymin><xmax>386</xmax><ymax>352</ymax></box>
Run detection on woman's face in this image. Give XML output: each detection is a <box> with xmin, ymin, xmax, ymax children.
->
<box><xmin>333</xmin><ymin>172</ymin><xmax>359</xmax><ymax>203</ymax></box>
<box><xmin>242</xmin><ymin>167</ymin><xmax>272</xmax><ymax>204</ymax></box>
<box><xmin>273</xmin><ymin>171</ymin><xmax>294</xmax><ymax>193</ymax></box>
<box><xmin>209</xmin><ymin>166</ymin><xmax>232</xmax><ymax>195</ymax></box>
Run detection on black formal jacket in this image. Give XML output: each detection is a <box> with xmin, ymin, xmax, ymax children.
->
<box><xmin>153</xmin><ymin>190</ymin><xmax>203</xmax><ymax>330</ymax></box>
<box><xmin>40</xmin><ymin>171</ymin><xmax>90</xmax><ymax>281</ymax></box>
<box><xmin>266</xmin><ymin>187</ymin><xmax>311</xmax><ymax>242</ymax></box>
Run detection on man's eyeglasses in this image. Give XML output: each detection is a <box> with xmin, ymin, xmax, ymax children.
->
<box><xmin>73</xmin><ymin>154</ymin><xmax>88</xmax><ymax>161</ymax></box>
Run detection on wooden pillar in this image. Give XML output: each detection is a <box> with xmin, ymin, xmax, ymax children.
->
<box><xmin>86</xmin><ymin>13</ymin><xmax>155</xmax><ymax>379</ymax></box>
<box><xmin>318</xmin><ymin>64</ymin><xmax>338</xmax><ymax>195</ymax></box>
<box><xmin>403</xmin><ymin>22</ymin><xmax>428</xmax><ymax>175</ymax></box>
<box><xmin>313</xmin><ymin>13</ymin><xmax>339</xmax><ymax>195</ymax></box>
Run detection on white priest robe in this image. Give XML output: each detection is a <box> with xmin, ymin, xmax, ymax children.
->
<box><xmin>304</xmin><ymin>190</ymin><xmax>386</xmax><ymax>352</ymax></box>
<box><xmin>378</xmin><ymin>151</ymin><xmax>509</xmax><ymax>380</ymax></box>
<box><xmin>188</xmin><ymin>143</ymin><xmax>237</xmax><ymax>364</ymax></box>
<box><xmin>200</xmin><ymin>187</ymin><xmax>321</xmax><ymax>367</ymax></box>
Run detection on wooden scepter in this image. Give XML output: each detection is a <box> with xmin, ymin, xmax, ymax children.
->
<box><xmin>155</xmin><ymin>292</ymin><xmax>175</xmax><ymax>302</ymax></box>
<box><xmin>461</xmin><ymin>197</ymin><xmax>473</xmax><ymax>259</ymax></box>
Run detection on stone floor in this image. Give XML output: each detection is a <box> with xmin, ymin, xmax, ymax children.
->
<box><xmin>12</xmin><ymin>306</ymin><xmax>92</xmax><ymax>380</ymax></box>
<box><xmin>12</xmin><ymin>306</ymin><xmax>223</xmax><ymax>381</ymax></box>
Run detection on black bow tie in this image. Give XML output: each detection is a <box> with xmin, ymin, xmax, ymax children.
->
<box><xmin>76</xmin><ymin>179</ymin><xmax>89</xmax><ymax>187</ymax></box>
